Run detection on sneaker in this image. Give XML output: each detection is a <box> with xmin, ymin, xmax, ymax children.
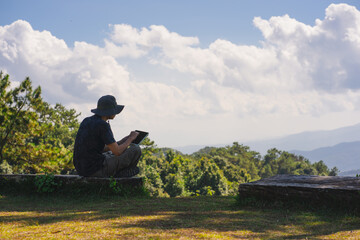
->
<box><xmin>114</xmin><ymin>167</ymin><xmax>140</xmax><ymax>178</ymax></box>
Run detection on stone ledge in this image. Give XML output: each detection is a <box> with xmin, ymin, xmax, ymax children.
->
<box><xmin>238</xmin><ymin>174</ymin><xmax>360</xmax><ymax>206</ymax></box>
<box><xmin>0</xmin><ymin>174</ymin><xmax>142</xmax><ymax>185</ymax></box>
<box><xmin>0</xmin><ymin>174</ymin><xmax>144</xmax><ymax>195</ymax></box>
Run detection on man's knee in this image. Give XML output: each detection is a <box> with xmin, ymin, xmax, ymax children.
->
<box><xmin>130</xmin><ymin>143</ymin><xmax>142</xmax><ymax>156</ymax></box>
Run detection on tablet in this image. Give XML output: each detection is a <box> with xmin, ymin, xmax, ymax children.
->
<box><xmin>132</xmin><ymin>130</ymin><xmax>149</xmax><ymax>145</ymax></box>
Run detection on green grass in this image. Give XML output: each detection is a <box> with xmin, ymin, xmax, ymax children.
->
<box><xmin>0</xmin><ymin>194</ymin><xmax>360</xmax><ymax>239</ymax></box>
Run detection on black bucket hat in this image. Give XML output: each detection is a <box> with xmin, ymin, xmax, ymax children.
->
<box><xmin>91</xmin><ymin>95</ymin><xmax>124</xmax><ymax>116</ymax></box>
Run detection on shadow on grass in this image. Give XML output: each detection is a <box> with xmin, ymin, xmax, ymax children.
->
<box><xmin>0</xmin><ymin>194</ymin><xmax>359</xmax><ymax>239</ymax></box>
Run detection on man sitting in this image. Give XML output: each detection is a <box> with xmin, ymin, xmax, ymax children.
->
<box><xmin>73</xmin><ymin>95</ymin><xmax>141</xmax><ymax>178</ymax></box>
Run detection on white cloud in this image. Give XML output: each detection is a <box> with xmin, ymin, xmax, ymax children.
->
<box><xmin>253</xmin><ymin>3</ymin><xmax>360</xmax><ymax>92</ymax></box>
<box><xmin>110</xmin><ymin>24</ymin><xmax>199</xmax><ymax>48</ymax></box>
<box><xmin>0</xmin><ymin>20</ymin><xmax>209</xmax><ymax>121</ymax></box>
<box><xmin>1</xmin><ymin>3</ymin><xmax>360</xmax><ymax>147</ymax></box>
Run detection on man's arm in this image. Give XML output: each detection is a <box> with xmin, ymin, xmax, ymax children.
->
<box><xmin>117</xmin><ymin>136</ymin><xmax>129</xmax><ymax>145</ymax></box>
<box><xmin>103</xmin><ymin>135</ymin><xmax>130</xmax><ymax>152</ymax></box>
<box><xmin>106</xmin><ymin>131</ymin><xmax>139</xmax><ymax>156</ymax></box>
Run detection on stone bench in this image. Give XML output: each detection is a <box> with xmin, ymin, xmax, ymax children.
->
<box><xmin>238</xmin><ymin>174</ymin><xmax>360</xmax><ymax>207</ymax></box>
<box><xmin>0</xmin><ymin>174</ymin><xmax>144</xmax><ymax>196</ymax></box>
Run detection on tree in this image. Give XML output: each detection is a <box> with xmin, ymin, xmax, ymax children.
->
<box><xmin>0</xmin><ymin>73</ymin><xmax>41</xmax><ymax>164</ymax></box>
<box><xmin>0</xmin><ymin>73</ymin><xmax>80</xmax><ymax>173</ymax></box>
<box><xmin>329</xmin><ymin>166</ymin><xmax>339</xmax><ymax>176</ymax></box>
<box><xmin>164</xmin><ymin>173</ymin><xmax>186</xmax><ymax>197</ymax></box>
<box><xmin>313</xmin><ymin>160</ymin><xmax>329</xmax><ymax>176</ymax></box>
<box><xmin>188</xmin><ymin>157</ymin><xmax>228</xmax><ymax>196</ymax></box>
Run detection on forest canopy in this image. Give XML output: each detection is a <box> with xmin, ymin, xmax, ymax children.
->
<box><xmin>0</xmin><ymin>73</ymin><xmax>339</xmax><ymax>197</ymax></box>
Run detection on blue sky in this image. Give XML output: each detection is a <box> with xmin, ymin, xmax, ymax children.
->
<box><xmin>3</xmin><ymin>0</ymin><xmax>359</xmax><ymax>47</ymax></box>
<box><xmin>1</xmin><ymin>1</ymin><xmax>360</xmax><ymax>148</ymax></box>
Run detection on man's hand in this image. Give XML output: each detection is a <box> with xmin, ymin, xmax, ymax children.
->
<box><xmin>128</xmin><ymin>131</ymin><xmax>139</xmax><ymax>142</ymax></box>
<box><xmin>107</xmin><ymin>131</ymin><xmax>139</xmax><ymax>156</ymax></box>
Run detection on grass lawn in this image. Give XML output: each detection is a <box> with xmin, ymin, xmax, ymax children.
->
<box><xmin>0</xmin><ymin>194</ymin><xmax>360</xmax><ymax>239</ymax></box>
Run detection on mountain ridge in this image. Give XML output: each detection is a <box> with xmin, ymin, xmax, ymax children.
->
<box><xmin>290</xmin><ymin>141</ymin><xmax>360</xmax><ymax>172</ymax></box>
<box><xmin>175</xmin><ymin>122</ymin><xmax>360</xmax><ymax>155</ymax></box>
<box><xmin>245</xmin><ymin>122</ymin><xmax>360</xmax><ymax>154</ymax></box>
<box><xmin>174</xmin><ymin>122</ymin><xmax>360</xmax><ymax>173</ymax></box>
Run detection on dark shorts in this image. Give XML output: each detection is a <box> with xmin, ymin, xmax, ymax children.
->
<box><xmin>91</xmin><ymin>144</ymin><xmax>141</xmax><ymax>177</ymax></box>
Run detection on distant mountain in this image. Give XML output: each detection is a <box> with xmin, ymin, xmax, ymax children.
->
<box><xmin>157</xmin><ymin>147</ymin><xmax>184</xmax><ymax>156</ymax></box>
<box><xmin>175</xmin><ymin>144</ymin><xmax>225</xmax><ymax>155</ymax></box>
<box><xmin>338</xmin><ymin>169</ymin><xmax>360</xmax><ymax>177</ymax></box>
<box><xmin>174</xmin><ymin>123</ymin><xmax>360</xmax><ymax>173</ymax></box>
<box><xmin>290</xmin><ymin>141</ymin><xmax>360</xmax><ymax>172</ymax></box>
<box><xmin>244</xmin><ymin>122</ymin><xmax>360</xmax><ymax>154</ymax></box>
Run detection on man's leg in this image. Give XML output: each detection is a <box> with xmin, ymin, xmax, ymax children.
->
<box><xmin>126</xmin><ymin>144</ymin><xmax>142</xmax><ymax>168</ymax></box>
<box><xmin>113</xmin><ymin>144</ymin><xmax>141</xmax><ymax>177</ymax></box>
<box><xmin>92</xmin><ymin>144</ymin><xmax>141</xmax><ymax>177</ymax></box>
<box><xmin>90</xmin><ymin>151</ymin><xmax>117</xmax><ymax>177</ymax></box>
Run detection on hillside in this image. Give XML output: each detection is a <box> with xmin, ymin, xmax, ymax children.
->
<box><xmin>339</xmin><ymin>169</ymin><xmax>360</xmax><ymax>176</ymax></box>
<box><xmin>245</xmin><ymin>122</ymin><xmax>360</xmax><ymax>154</ymax></box>
<box><xmin>175</xmin><ymin>123</ymin><xmax>360</xmax><ymax>174</ymax></box>
<box><xmin>175</xmin><ymin>122</ymin><xmax>360</xmax><ymax>155</ymax></box>
<box><xmin>291</xmin><ymin>141</ymin><xmax>360</xmax><ymax>172</ymax></box>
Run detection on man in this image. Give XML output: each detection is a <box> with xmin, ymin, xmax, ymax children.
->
<box><xmin>73</xmin><ymin>95</ymin><xmax>141</xmax><ymax>178</ymax></box>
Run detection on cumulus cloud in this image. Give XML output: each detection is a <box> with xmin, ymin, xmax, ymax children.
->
<box><xmin>0</xmin><ymin>20</ymin><xmax>222</xmax><ymax>118</ymax></box>
<box><xmin>1</xmin><ymin>3</ymin><xmax>360</xmax><ymax>146</ymax></box>
<box><xmin>105</xmin><ymin>3</ymin><xmax>360</xmax><ymax>96</ymax></box>
<box><xmin>253</xmin><ymin>3</ymin><xmax>360</xmax><ymax>92</ymax></box>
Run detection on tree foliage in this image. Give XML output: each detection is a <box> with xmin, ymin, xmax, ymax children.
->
<box><xmin>137</xmin><ymin>141</ymin><xmax>336</xmax><ymax>197</ymax></box>
<box><xmin>0</xmin><ymin>73</ymin><xmax>80</xmax><ymax>174</ymax></box>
